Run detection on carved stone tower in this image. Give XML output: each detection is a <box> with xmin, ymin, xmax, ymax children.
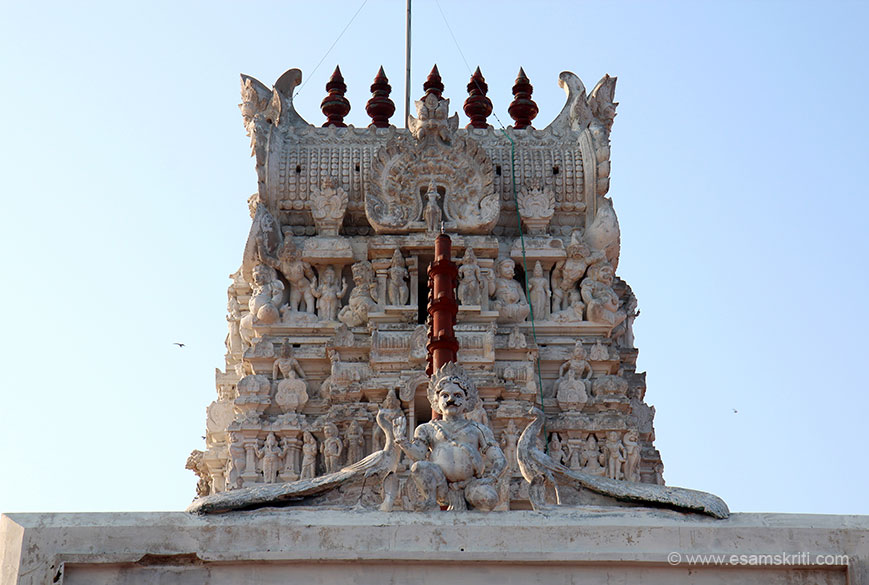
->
<box><xmin>188</xmin><ymin>65</ymin><xmax>663</xmax><ymax>509</ymax></box>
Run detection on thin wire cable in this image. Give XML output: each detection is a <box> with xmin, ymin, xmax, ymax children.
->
<box><xmin>294</xmin><ymin>0</ymin><xmax>369</xmax><ymax>98</ymax></box>
<box><xmin>435</xmin><ymin>0</ymin><xmax>549</xmax><ymax>450</ymax></box>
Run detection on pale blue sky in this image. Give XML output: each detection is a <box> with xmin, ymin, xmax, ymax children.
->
<box><xmin>1</xmin><ymin>1</ymin><xmax>867</xmax><ymax>515</ymax></box>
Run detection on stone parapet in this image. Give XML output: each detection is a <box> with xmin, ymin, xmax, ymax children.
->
<box><xmin>2</xmin><ymin>509</ymin><xmax>866</xmax><ymax>584</ymax></box>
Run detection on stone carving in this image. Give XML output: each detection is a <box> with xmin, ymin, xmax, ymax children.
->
<box><xmin>603</xmin><ymin>431</ymin><xmax>626</xmax><ymax>481</ymax></box>
<box><xmin>423</xmin><ymin>182</ymin><xmax>442</xmax><ymax>235</ymax></box>
<box><xmin>312</xmin><ymin>265</ymin><xmax>348</xmax><ymax>322</ymax></box>
<box><xmin>338</xmin><ymin>261</ymin><xmax>378</xmax><ymax>327</ymax></box>
<box><xmin>309</xmin><ymin>177</ymin><xmax>348</xmax><ymax>236</ymax></box>
<box><xmin>507</xmin><ymin>326</ymin><xmax>526</xmax><ymax>349</ymax></box>
<box><xmin>551</xmin><ymin>232</ymin><xmax>603</xmax><ymax>313</ymax></box>
<box><xmin>580</xmin><ymin>435</ymin><xmax>605</xmax><ymax>476</ymax></box>
<box><xmin>321</xmin><ymin>423</ymin><xmax>344</xmax><ymax>474</ymax></box>
<box><xmin>493</xmin><ymin>258</ymin><xmax>529</xmax><ymax>324</ymax></box>
<box><xmin>256</xmin><ymin>433</ymin><xmax>284</xmax><ymax>484</ymax></box>
<box><xmin>500</xmin><ymin>420</ymin><xmax>520</xmax><ymax>472</ymax></box>
<box><xmin>623</xmin><ymin>430</ymin><xmax>640</xmax><ymax>483</ymax></box>
<box><xmin>387</xmin><ymin>250</ymin><xmax>409</xmax><ymax>305</ymax></box>
<box><xmin>246</xmin><ymin>264</ymin><xmax>284</xmax><ymax>325</ymax></box>
<box><xmin>344</xmin><ymin>420</ymin><xmax>365</xmax><ymax>466</ymax></box>
<box><xmin>186</xmin><ymin>450</ymin><xmax>211</xmax><ymax>497</ymax></box>
<box><xmin>457</xmin><ymin>247</ymin><xmax>485</xmax><ymax>306</ymax></box>
<box><xmin>581</xmin><ymin>262</ymin><xmax>626</xmax><ymax>329</ymax></box>
<box><xmin>299</xmin><ymin>431</ymin><xmax>318</xmax><ymax>480</ymax></box>
<box><xmin>555</xmin><ymin>363</ymin><xmax>589</xmax><ymax>410</ymax></box>
<box><xmin>258</xmin><ymin>237</ymin><xmax>316</xmax><ymax>315</ymax></box>
<box><xmin>367</xmin><ymin>93</ymin><xmax>498</xmax><ymax>234</ymax></box>
<box><xmin>517</xmin><ymin>179</ymin><xmax>556</xmax><ymax>235</ymax></box>
<box><xmin>393</xmin><ymin>363</ymin><xmax>506</xmax><ymax>511</ymax></box>
<box><xmin>589</xmin><ymin>339</ymin><xmax>609</xmax><ymax>361</ymax></box>
<box><xmin>226</xmin><ymin>296</ymin><xmax>245</xmax><ymax>356</ymax></box>
<box><xmin>548</xmin><ymin>433</ymin><xmax>567</xmax><ymax>466</ymax></box>
<box><xmin>528</xmin><ymin>261</ymin><xmax>551</xmax><ymax>321</ymax></box>
<box><xmin>272</xmin><ymin>344</ymin><xmax>308</xmax><ymax>412</ymax></box>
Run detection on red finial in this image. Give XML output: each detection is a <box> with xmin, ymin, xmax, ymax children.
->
<box><xmin>422</xmin><ymin>64</ymin><xmax>444</xmax><ymax>99</ymax></box>
<box><xmin>508</xmin><ymin>67</ymin><xmax>538</xmax><ymax>129</ymax></box>
<box><xmin>365</xmin><ymin>66</ymin><xmax>395</xmax><ymax>128</ymax></box>
<box><xmin>321</xmin><ymin>65</ymin><xmax>351</xmax><ymax>128</ymax></box>
<box><xmin>463</xmin><ymin>66</ymin><xmax>492</xmax><ymax>129</ymax></box>
<box><xmin>426</xmin><ymin>234</ymin><xmax>459</xmax><ymax>378</ymax></box>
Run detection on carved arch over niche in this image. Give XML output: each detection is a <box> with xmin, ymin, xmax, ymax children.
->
<box><xmin>366</xmin><ymin>134</ymin><xmax>498</xmax><ymax>234</ymax></box>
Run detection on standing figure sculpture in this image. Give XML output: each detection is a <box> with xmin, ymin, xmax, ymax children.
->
<box><xmin>500</xmin><ymin>420</ymin><xmax>520</xmax><ymax>472</ymax></box>
<box><xmin>527</xmin><ymin>261</ymin><xmax>551</xmax><ymax>321</ymax></box>
<box><xmin>255</xmin><ymin>432</ymin><xmax>284</xmax><ymax>484</ymax></box>
<box><xmin>338</xmin><ymin>261</ymin><xmax>378</xmax><ymax>327</ymax></box>
<box><xmin>393</xmin><ymin>362</ymin><xmax>507</xmax><ymax>511</ymax></box>
<box><xmin>312</xmin><ymin>265</ymin><xmax>348</xmax><ymax>321</ymax></box>
<box><xmin>457</xmin><ymin>247</ymin><xmax>484</xmax><ymax>306</ymax></box>
<box><xmin>603</xmin><ymin>431</ymin><xmax>626</xmax><ymax>481</ymax></box>
<box><xmin>344</xmin><ymin>420</ymin><xmax>365</xmax><ymax>466</ymax></box>
<box><xmin>492</xmin><ymin>258</ymin><xmax>530</xmax><ymax>324</ymax></box>
<box><xmin>321</xmin><ymin>423</ymin><xmax>344</xmax><ymax>474</ymax></box>
<box><xmin>258</xmin><ymin>236</ymin><xmax>317</xmax><ymax>314</ymax></box>
<box><xmin>423</xmin><ymin>181</ymin><xmax>442</xmax><ymax>235</ymax></box>
<box><xmin>387</xmin><ymin>250</ymin><xmax>409</xmax><ymax>305</ymax></box>
<box><xmin>299</xmin><ymin>431</ymin><xmax>318</xmax><ymax>480</ymax></box>
<box><xmin>272</xmin><ymin>343</ymin><xmax>308</xmax><ymax>412</ymax></box>
<box><xmin>622</xmin><ymin>430</ymin><xmax>641</xmax><ymax>483</ymax></box>
<box><xmin>551</xmin><ymin>233</ymin><xmax>604</xmax><ymax>312</ymax></box>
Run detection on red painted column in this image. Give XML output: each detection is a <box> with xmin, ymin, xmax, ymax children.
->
<box><xmin>426</xmin><ymin>233</ymin><xmax>459</xmax><ymax>380</ymax></box>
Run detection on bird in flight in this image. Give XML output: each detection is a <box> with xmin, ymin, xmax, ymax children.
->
<box><xmin>173</xmin><ymin>342</ymin><xmax>186</xmax><ymax>348</ymax></box>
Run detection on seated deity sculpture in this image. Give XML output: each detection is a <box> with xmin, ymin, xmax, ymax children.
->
<box><xmin>272</xmin><ymin>343</ymin><xmax>308</xmax><ymax>412</ymax></box>
<box><xmin>312</xmin><ymin>265</ymin><xmax>348</xmax><ymax>321</ymax></box>
<box><xmin>338</xmin><ymin>261</ymin><xmax>378</xmax><ymax>327</ymax></box>
<box><xmin>581</xmin><ymin>262</ymin><xmax>626</xmax><ymax>329</ymax></box>
<box><xmin>393</xmin><ymin>362</ymin><xmax>506</xmax><ymax>511</ymax></box>
<box><xmin>258</xmin><ymin>236</ymin><xmax>317</xmax><ymax>314</ymax></box>
<box><xmin>387</xmin><ymin>249</ymin><xmax>409</xmax><ymax>305</ymax></box>
<box><xmin>247</xmin><ymin>263</ymin><xmax>284</xmax><ymax>324</ymax></box>
<box><xmin>492</xmin><ymin>258</ymin><xmax>530</xmax><ymax>323</ymax></box>
<box><xmin>554</xmin><ymin>363</ymin><xmax>589</xmax><ymax>410</ymax></box>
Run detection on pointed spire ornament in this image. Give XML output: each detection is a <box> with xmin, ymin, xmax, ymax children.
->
<box><xmin>422</xmin><ymin>64</ymin><xmax>444</xmax><ymax>100</ymax></box>
<box><xmin>365</xmin><ymin>66</ymin><xmax>395</xmax><ymax>128</ymax></box>
<box><xmin>508</xmin><ymin>67</ymin><xmax>538</xmax><ymax>129</ymax></box>
<box><xmin>463</xmin><ymin>66</ymin><xmax>492</xmax><ymax>129</ymax></box>
<box><xmin>321</xmin><ymin>65</ymin><xmax>351</xmax><ymax>128</ymax></box>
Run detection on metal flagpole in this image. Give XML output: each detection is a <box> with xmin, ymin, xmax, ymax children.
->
<box><xmin>405</xmin><ymin>0</ymin><xmax>411</xmax><ymax>127</ymax></box>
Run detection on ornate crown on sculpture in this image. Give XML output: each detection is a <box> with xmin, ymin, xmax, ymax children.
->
<box><xmin>427</xmin><ymin>361</ymin><xmax>479</xmax><ymax>414</ymax></box>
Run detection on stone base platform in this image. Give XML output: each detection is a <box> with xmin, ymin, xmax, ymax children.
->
<box><xmin>2</xmin><ymin>508</ymin><xmax>867</xmax><ymax>584</ymax></box>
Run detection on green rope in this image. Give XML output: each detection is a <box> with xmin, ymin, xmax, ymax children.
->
<box><xmin>500</xmin><ymin>129</ymin><xmax>549</xmax><ymax>453</ymax></box>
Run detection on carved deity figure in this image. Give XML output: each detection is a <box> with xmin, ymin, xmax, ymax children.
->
<box><xmin>321</xmin><ymin>423</ymin><xmax>344</xmax><ymax>474</ymax></box>
<box><xmin>344</xmin><ymin>420</ymin><xmax>365</xmax><ymax>466</ymax></box>
<box><xmin>589</xmin><ymin>339</ymin><xmax>609</xmax><ymax>361</ymax></box>
<box><xmin>457</xmin><ymin>247</ymin><xmax>484</xmax><ymax>306</ymax></box>
<box><xmin>507</xmin><ymin>326</ymin><xmax>526</xmax><ymax>349</ymax></box>
<box><xmin>226</xmin><ymin>296</ymin><xmax>245</xmax><ymax>356</ymax></box>
<box><xmin>387</xmin><ymin>249</ymin><xmax>410</xmax><ymax>305</ymax></box>
<box><xmin>603</xmin><ymin>431</ymin><xmax>626</xmax><ymax>481</ymax></box>
<box><xmin>492</xmin><ymin>258</ymin><xmax>530</xmax><ymax>324</ymax></box>
<box><xmin>309</xmin><ymin>177</ymin><xmax>348</xmax><ymax>236</ymax></box>
<box><xmin>554</xmin><ymin>363</ymin><xmax>589</xmax><ymax>410</ymax></box>
<box><xmin>423</xmin><ymin>182</ymin><xmax>442</xmax><ymax>235</ymax></box>
<box><xmin>338</xmin><ymin>261</ymin><xmax>378</xmax><ymax>327</ymax></box>
<box><xmin>247</xmin><ymin>264</ymin><xmax>284</xmax><ymax>325</ymax></box>
<box><xmin>256</xmin><ymin>432</ymin><xmax>284</xmax><ymax>484</ymax></box>
<box><xmin>258</xmin><ymin>236</ymin><xmax>317</xmax><ymax>314</ymax></box>
<box><xmin>551</xmin><ymin>233</ymin><xmax>604</xmax><ymax>313</ymax></box>
<box><xmin>272</xmin><ymin>344</ymin><xmax>308</xmax><ymax>412</ymax></box>
<box><xmin>548</xmin><ymin>433</ymin><xmax>566</xmax><ymax>466</ymax></box>
<box><xmin>580</xmin><ymin>434</ymin><xmax>605</xmax><ymax>476</ymax></box>
<box><xmin>499</xmin><ymin>420</ymin><xmax>520</xmax><ymax>472</ymax></box>
<box><xmin>527</xmin><ymin>261</ymin><xmax>551</xmax><ymax>321</ymax></box>
<box><xmin>622</xmin><ymin>430</ymin><xmax>641</xmax><ymax>483</ymax></box>
<box><xmin>299</xmin><ymin>431</ymin><xmax>318</xmax><ymax>480</ymax></box>
<box><xmin>312</xmin><ymin>265</ymin><xmax>348</xmax><ymax>321</ymax></box>
<box><xmin>185</xmin><ymin>451</ymin><xmax>211</xmax><ymax>497</ymax></box>
<box><xmin>393</xmin><ymin>363</ymin><xmax>506</xmax><ymax>511</ymax></box>
<box><xmin>581</xmin><ymin>263</ymin><xmax>626</xmax><ymax>329</ymax></box>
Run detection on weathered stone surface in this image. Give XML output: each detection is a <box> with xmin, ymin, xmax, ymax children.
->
<box><xmin>3</xmin><ymin>510</ymin><xmax>866</xmax><ymax>584</ymax></box>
